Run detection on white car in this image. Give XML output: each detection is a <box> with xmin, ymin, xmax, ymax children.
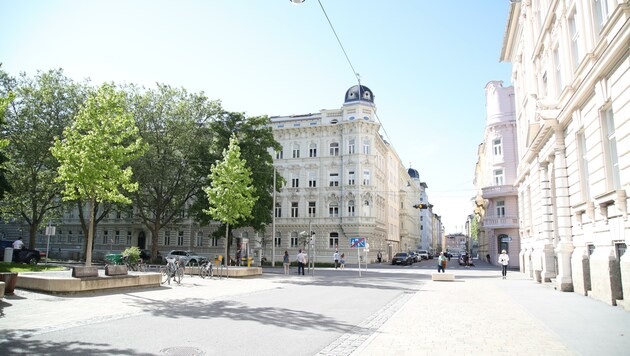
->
<box><xmin>416</xmin><ymin>250</ymin><xmax>429</xmax><ymax>260</ymax></box>
<box><xmin>166</xmin><ymin>250</ymin><xmax>207</xmax><ymax>266</ymax></box>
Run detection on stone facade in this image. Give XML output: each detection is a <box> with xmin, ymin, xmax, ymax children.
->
<box><xmin>501</xmin><ymin>0</ymin><xmax>630</xmax><ymax>308</ymax></box>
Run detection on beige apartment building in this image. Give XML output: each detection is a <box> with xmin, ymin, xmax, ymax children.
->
<box><xmin>501</xmin><ymin>0</ymin><xmax>629</xmax><ymax>308</ymax></box>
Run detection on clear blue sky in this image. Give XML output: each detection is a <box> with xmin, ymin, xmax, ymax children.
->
<box><xmin>0</xmin><ymin>0</ymin><xmax>513</xmax><ymax>233</ymax></box>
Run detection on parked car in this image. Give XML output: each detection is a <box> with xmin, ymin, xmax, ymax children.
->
<box><xmin>407</xmin><ymin>252</ymin><xmax>418</xmax><ymax>263</ymax></box>
<box><xmin>391</xmin><ymin>252</ymin><xmax>412</xmax><ymax>266</ymax></box>
<box><xmin>416</xmin><ymin>250</ymin><xmax>430</xmax><ymax>260</ymax></box>
<box><xmin>166</xmin><ymin>250</ymin><xmax>207</xmax><ymax>265</ymax></box>
<box><xmin>0</xmin><ymin>240</ymin><xmax>41</xmax><ymax>264</ymax></box>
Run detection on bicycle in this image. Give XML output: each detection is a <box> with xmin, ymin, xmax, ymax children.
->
<box><xmin>161</xmin><ymin>258</ymin><xmax>184</xmax><ymax>285</ymax></box>
<box><xmin>199</xmin><ymin>260</ymin><xmax>213</xmax><ymax>279</ymax></box>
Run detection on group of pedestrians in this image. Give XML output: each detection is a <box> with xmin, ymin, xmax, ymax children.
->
<box><xmin>436</xmin><ymin>249</ymin><xmax>511</xmax><ymax>279</ymax></box>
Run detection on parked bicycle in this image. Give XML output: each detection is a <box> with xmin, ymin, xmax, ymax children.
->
<box><xmin>199</xmin><ymin>260</ymin><xmax>213</xmax><ymax>279</ymax></box>
<box><xmin>161</xmin><ymin>257</ymin><xmax>184</xmax><ymax>285</ymax></box>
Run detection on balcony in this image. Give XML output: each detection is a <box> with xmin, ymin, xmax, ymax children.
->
<box><xmin>481</xmin><ymin>185</ymin><xmax>517</xmax><ymax>199</ymax></box>
<box><xmin>482</xmin><ymin>215</ymin><xmax>519</xmax><ymax>229</ymax></box>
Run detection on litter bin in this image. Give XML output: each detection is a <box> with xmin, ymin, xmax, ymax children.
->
<box><xmin>0</xmin><ymin>272</ymin><xmax>18</xmax><ymax>294</ymax></box>
<box><xmin>3</xmin><ymin>247</ymin><xmax>13</xmax><ymax>263</ymax></box>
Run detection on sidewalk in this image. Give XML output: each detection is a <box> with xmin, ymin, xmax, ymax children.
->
<box><xmin>351</xmin><ymin>263</ymin><xmax>630</xmax><ymax>356</ymax></box>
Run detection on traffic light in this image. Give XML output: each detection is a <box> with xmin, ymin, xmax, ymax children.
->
<box><xmin>413</xmin><ymin>203</ymin><xmax>428</xmax><ymax>209</ymax></box>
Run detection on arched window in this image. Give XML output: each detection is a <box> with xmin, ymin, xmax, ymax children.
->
<box><xmin>348</xmin><ymin>200</ymin><xmax>355</xmax><ymax>216</ymax></box>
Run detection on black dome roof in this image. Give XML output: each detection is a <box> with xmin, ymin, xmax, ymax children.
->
<box><xmin>344</xmin><ymin>85</ymin><xmax>374</xmax><ymax>104</ymax></box>
<box><xmin>408</xmin><ymin>168</ymin><xmax>419</xmax><ymax>179</ymax></box>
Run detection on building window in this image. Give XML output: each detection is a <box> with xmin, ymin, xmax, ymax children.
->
<box><xmin>211</xmin><ymin>235</ymin><xmax>218</xmax><ymax>247</ymax></box>
<box><xmin>553</xmin><ymin>47</ymin><xmax>563</xmax><ymax>96</ymax></box>
<box><xmin>577</xmin><ymin>130</ymin><xmax>591</xmax><ymax>201</ymax></box>
<box><xmin>291</xmin><ymin>202</ymin><xmax>299</xmax><ymax>218</ymax></box>
<box><xmin>308</xmin><ymin>201</ymin><xmax>316</xmax><ymax>217</ymax></box>
<box><xmin>103</xmin><ymin>230</ymin><xmax>109</xmax><ymax>244</ymax></box>
<box><xmin>602</xmin><ymin>107</ymin><xmax>620</xmax><ymax>190</ymax></box>
<box><xmin>329</xmin><ymin>202</ymin><xmax>339</xmax><ymax>217</ymax></box>
<box><xmin>127</xmin><ymin>231</ymin><xmax>132</xmax><ymax>245</ymax></box>
<box><xmin>363</xmin><ymin>139</ymin><xmax>370</xmax><ymax>154</ymax></box>
<box><xmin>308</xmin><ymin>172</ymin><xmax>317</xmax><ymax>187</ymax></box>
<box><xmin>593</xmin><ymin>0</ymin><xmax>610</xmax><ymax>35</ymax></box>
<box><xmin>494</xmin><ymin>169</ymin><xmax>504</xmax><ymax>185</ymax></box>
<box><xmin>291</xmin><ymin>232</ymin><xmax>298</xmax><ymax>247</ymax></box>
<box><xmin>348</xmin><ymin>139</ymin><xmax>355</xmax><ymax>154</ymax></box>
<box><xmin>540</xmin><ymin>71</ymin><xmax>548</xmax><ymax>98</ymax></box>
<box><xmin>330</xmin><ymin>142</ymin><xmax>339</xmax><ymax>156</ymax></box>
<box><xmin>568</xmin><ymin>8</ymin><xmax>581</xmax><ymax>69</ymax></box>
<box><xmin>348</xmin><ymin>171</ymin><xmax>355</xmax><ymax>185</ymax></box>
<box><xmin>309</xmin><ymin>143</ymin><xmax>317</xmax><ymax>157</ymax></box>
<box><xmin>274</xmin><ymin>232</ymin><xmax>281</xmax><ymax>247</ymax></box>
<box><xmin>348</xmin><ymin>200</ymin><xmax>355</xmax><ymax>216</ymax></box>
<box><xmin>496</xmin><ymin>201</ymin><xmax>505</xmax><ymax>217</ymax></box>
<box><xmin>275</xmin><ymin>149</ymin><xmax>283</xmax><ymax>159</ymax></box>
<box><xmin>493</xmin><ymin>138</ymin><xmax>502</xmax><ymax>156</ymax></box>
<box><xmin>164</xmin><ymin>231</ymin><xmax>171</xmax><ymax>246</ymax></box>
<box><xmin>292</xmin><ymin>144</ymin><xmax>300</xmax><ymax>158</ymax></box>
<box><xmin>178</xmin><ymin>231</ymin><xmax>184</xmax><ymax>246</ymax></box>
<box><xmin>291</xmin><ymin>174</ymin><xmax>299</xmax><ymax>188</ymax></box>
<box><xmin>363</xmin><ymin>170</ymin><xmax>370</xmax><ymax>186</ymax></box>
<box><xmin>115</xmin><ymin>230</ymin><xmax>120</xmax><ymax>245</ymax></box>
<box><xmin>196</xmin><ymin>231</ymin><xmax>203</xmax><ymax>247</ymax></box>
<box><xmin>364</xmin><ymin>200</ymin><xmax>371</xmax><ymax>216</ymax></box>
<box><xmin>329</xmin><ymin>173</ymin><xmax>339</xmax><ymax>187</ymax></box>
<box><xmin>275</xmin><ymin>203</ymin><xmax>282</xmax><ymax>218</ymax></box>
<box><xmin>329</xmin><ymin>232</ymin><xmax>339</xmax><ymax>249</ymax></box>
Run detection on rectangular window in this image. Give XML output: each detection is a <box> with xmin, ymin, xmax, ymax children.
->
<box><xmin>115</xmin><ymin>230</ymin><xmax>120</xmax><ymax>245</ymax></box>
<box><xmin>211</xmin><ymin>235</ymin><xmax>218</xmax><ymax>247</ymax></box>
<box><xmin>348</xmin><ymin>139</ymin><xmax>355</xmax><ymax>154</ymax></box>
<box><xmin>348</xmin><ymin>202</ymin><xmax>355</xmax><ymax>216</ymax></box>
<box><xmin>363</xmin><ymin>170</ymin><xmax>370</xmax><ymax>185</ymax></box>
<box><xmin>291</xmin><ymin>202</ymin><xmax>299</xmax><ymax>218</ymax></box>
<box><xmin>164</xmin><ymin>231</ymin><xmax>171</xmax><ymax>246</ymax></box>
<box><xmin>274</xmin><ymin>236</ymin><xmax>282</xmax><ymax>247</ymax></box>
<box><xmin>602</xmin><ymin>107</ymin><xmax>621</xmax><ymax>190</ymax></box>
<box><xmin>553</xmin><ymin>47</ymin><xmax>562</xmax><ymax>96</ymax></box>
<box><xmin>196</xmin><ymin>232</ymin><xmax>203</xmax><ymax>247</ymax></box>
<box><xmin>291</xmin><ymin>236</ymin><xmax>298</xmax><ymax>248</ymax></box>
<box><xmin>494</xmin><ymin>169</ymin><xmax>504</xmax><ymax>185</ymax></box>
<box><xmin>496</xmin><ymin>201</ymin><xmax>506</xmax><ymax>217</ymax></box>
<box><xmin>593</xmin><ymin>0</ymin><xmax>609</xmax><ymax>35</ymax></box>
<box><xmin>363</xmin><ymin>139</ymin><xmax>370</xmax><ymax>154</ymax></box>
<box><xmin>291</xmin><ymin>174</ymin><xmax>299</xmax><ymax>188</ymax></box>
<box><xmin>178</xmin><ymin>231</ymin><xmax>184</xmax><ymax>246</ymax></box>
<box><xmin>569</xmin><ymin>9</ymin><xmax>581</xmax><ymax>69</ymax></box>
<box><xmin>103</xmin><ymin>230</ymin><xmax>109</xmax><ymax>245</ymax></box>
<box><xmin>308</xmin><ymin>172</ymin><xmax>317</xmax><ymax>187</ymax></box>
<box><xmin>309</xmin><ymin>145</ymin><xmax>317</xmax><ymax>157</ymax></box>
<box><xmin>493</xmin><ymin>138</ymin><xmax>502</xmax><ymax>156</ymax></box>
<box><xmin>541</xmin><ymin>71</ymin><xmax>548</xmax><ymax>98</ymax></box>
<box><xmin>577</xmin><ymin>131</ymin><xmax>591</xmax><ymax>201</ymax></box>
<box><xmin>329</xmin><ymin>237</ymin><xmax>339</xmax><ymax>249</ymax></box>
<box><xmin>330</xmin><ymin>143</ymin><xmax>339</xmax><ymax>156</ymax></box>
<box><xmin>348</xmin><ymin>171</ymin><xmax>355</xmax><ymax>185</ymax></box>
<box><xmin>329</xmin><ymin>173</ymin><xmax>339</xmax><ymax>187</ymax></box>
<box><xmin>126</xmin><ymin>231</ymin><xmax>132</xmax><ymax>245</ymax></box>
<box><xmin>275</xmin><ymin>203</ymin><xmax>282</xmax><ymax>218</ymax></box>
<box><xmin>292</xmin><ymin>146</ymin><xmax>300</xmax><ymax>158</ymax></box>
<box><xmin>308</xmin><ymin>201</ymin><xmax>316</xmax><ymax>217</ymax></box>
<box><xmin>276</xmin><ymin>150</ymin><xmax>283</xmax><ymax>159</ymax></box>
<box><xmin>329</xmin><ymin>203</ymin><xmax>339</xmax><ymax>218</ymax></box>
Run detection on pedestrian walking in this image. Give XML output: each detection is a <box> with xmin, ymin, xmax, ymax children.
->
<box><xmin>463</xmin><ymin>252</ymin><xmax>470</xmax><ymax>268</ymax></box>
<box><xmin>333</xmin><ymin>250</ymin><xmax>340</xmax><ymax>269</ymax></box>
<box><xmin>377</xmin><ymin>251</ymin><xmax>382</xmax><ymax>263</ymax></box>
<box><xmin>437</xmin><ymin>252</ymin><xmax>447</xmax><ymax>273</ymax></box>
<box><xmin>12</xmin><ymin>237</ymin><xmax>24</xmax><ymax>250</ymax></box>
<box><xmin>498</xmin><ymin>249</ymin><xmax>510</xmax><ymax>279</ymax></box>
<box><xmin>339</xmin><ymin>253</ymin><xmax>345</xmax><ymax>269</ymax></box>
<box><xmin>283</xmin><ymin>250</ymin><xmax>290</xmax><ymax>275</ymax></box>
<box><xmin>296</xmin><ymin>249</ymin><xmax>307</xmax><ymax>275</ymax></box>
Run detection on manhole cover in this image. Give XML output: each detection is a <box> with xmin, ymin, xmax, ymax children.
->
<box><xmin>160</xmin><ymin>346</ymin><xmax>205</xmax><ymax>356</ymax></box>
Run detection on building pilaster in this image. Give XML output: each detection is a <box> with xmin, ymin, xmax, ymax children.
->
<box><xmin>539</xmin><ymin>162</ymin><xmax>556</xmax><ymax>282</ymax></box>
<box><xmin>552</xmin><ymin>145</ymin><xmax>574</xmax><ymax>291</ymax></box>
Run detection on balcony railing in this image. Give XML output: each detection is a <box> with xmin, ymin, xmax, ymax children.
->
<box><xmin>482</xmin><ymin>215</ymin><xmax>519</xmax><ymax>228</ymax></box>
<box><xmin>481</xmin><ymin>185</ymin><xmax>517</xmax><ymax>199</ymax></box>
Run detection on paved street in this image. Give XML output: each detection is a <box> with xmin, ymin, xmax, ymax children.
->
<box><xmin>1</xmin><ymin>259</ymin><xmax>629</xmax><ymax>355</ymax></box>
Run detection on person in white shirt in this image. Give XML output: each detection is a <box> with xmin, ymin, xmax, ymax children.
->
<box><xmin>296</xmin><ymin>249</ymin><xmax>307</xmax><ymax>275</ymax></box>
<box><xmin>498</xmin><ymin>250</ymin><xmax>510</xmax><ymax>279</ymax></box>
<box><xmin>333</xmin><ymin>251</ymin><xmax>340</xmax><ymax>269</ymax></box>
<box><xmin>12</xmin><ymin>237</ymin><xmax>24</xmax><ymax>250</ymax></box>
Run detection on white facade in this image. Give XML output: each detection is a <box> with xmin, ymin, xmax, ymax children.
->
<box><xmin>267</xmin><ymin>85</ymin><xmax>422</xmax><ymax>263</ymax></box>
<box><xmin>501</xmin><ymin>0</ymin><xmax>630</xmax><ymax>308</ymax></box>
<box><xmin>474</xmin><ymin>81</ymin><xmax>520</xmax><ymax>267</ymax></box>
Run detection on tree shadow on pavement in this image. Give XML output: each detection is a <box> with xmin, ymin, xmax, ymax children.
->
<box><xmin>0</xmin><ymin>330</ymin><xmax>153</xmax><ymax>356</ymax></box>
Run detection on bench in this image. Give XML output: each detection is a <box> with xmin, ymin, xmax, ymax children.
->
<box><xmin>105</xmin><ymin>265</ymin><xmax>128</xmax><ymax>276</ymax></box>
<box><xmin>432</xmin><ymin>273</ymin><xmax>455</xmax><ymax>281</ymax></box>
<box><xmin>72</xmin><ymin>266</ymin><xmax>99</xmax><ymax>278</ymax></box>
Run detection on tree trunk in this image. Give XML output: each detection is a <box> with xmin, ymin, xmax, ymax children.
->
<box><xmin>85</xmin><ymin>197</ymin><xmax>95</xmax><ymax>267</ymax></box>
<box><xmin>225</xmin><ymin>223</ymin><xmax>229</xmax><ymax>273</ymax></box>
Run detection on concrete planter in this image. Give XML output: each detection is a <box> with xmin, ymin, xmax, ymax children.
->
<box><xmin>0</xmin><ymin>272</ymin><xmax>18</xmax><ymax>294</ymax></box>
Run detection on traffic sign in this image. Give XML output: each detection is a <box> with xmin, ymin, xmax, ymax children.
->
<box><xmin>350</xmin><ymin>237</ymin><xmax>366</xmax><ymax>248</ymax></box>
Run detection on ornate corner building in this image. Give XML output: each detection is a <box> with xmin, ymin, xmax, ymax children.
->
<box><xmin>500</xmin><ymin>0</ymin><xmax>629</xmax><ymax>308</ymax></box>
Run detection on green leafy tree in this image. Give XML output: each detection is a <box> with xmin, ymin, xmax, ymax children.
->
<box><xmin>51</xmin><ymin>83</ymin><xmax>145</xmax><ymax>266</ymax></box>
<box><xmin>0</xmin><ymin>69</ymin><xmax>87</xmax><ymax>247</ymax></box>
<box><xmin>203</xmin><ymin>134</ymin><xmax>257</xmax><ymax>265</ymax></box>
<box><xmin>127</xmin><ymin>84</ymin><xmax>221</xmax><ymax>260</ymax></box>
<box><xmin>191</xmin><ymin>111</ymin><xmax>281</xmax><ymax>253</ymax></box>
<box><xmin>0</xmin><ymin>90</ymin><xmax>14</xmax><ymax>200</ymax></box>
